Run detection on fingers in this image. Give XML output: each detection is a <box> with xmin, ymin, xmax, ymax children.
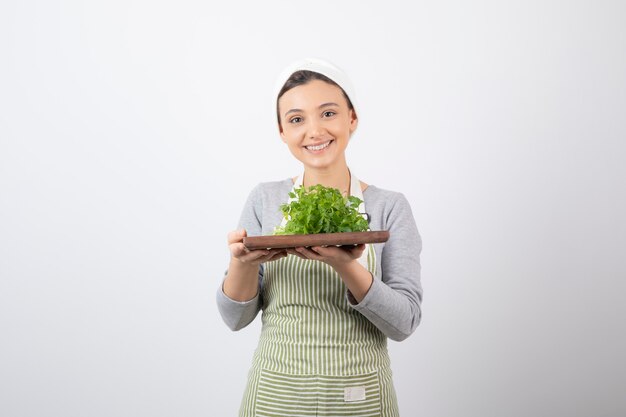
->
<box><xmin>293</xmin><ymin>244</ymin><xmax>366</xmax><ymax>263</ymax></box>
<box><xmin>346</xmin><ymin>244</ymin><xmax>366</xmax><ymax>257</ymax></box>
<box><xmin>248</xmin><ymin>249</ymin><xmax>287</xmax><ymax>264</ymax></box>
<box><xmin>228</xmin><ymin>229</ymin><xmax>256</xmax><ymax>260</ymax></box>
<box><xmin>229</xmin><ymin>242</ymin><xmax>249</xmax><ymax>258</ymax></box>
<box><xmin>237</xmin><ymin>249</ymin><xmax>271</xmax><ymax>263</ymax></box>
<box><xmin>227</xmin><ymin>228</ymin><xmax>247</xmax><ymax>244</ymax></box>
<box><xmin>231</xmin><ymin>242</ymin><xmax>365</xmax><ymax>265</ymax></box>
<box><xmin>236</xmin><ymin>248</ymin><xmax>287</xmax><ymax>264</ymax></box>
<box><xmin>328</xmin><ymin>244</ymin><xmax>365</xmax><ymax>256</ymax></box>
<box><xmin>226</xmin><ymin>229</ymin><xmax>294</xmax><ymax>265</ymax></box>
<box><xmin>267</xmin><ymin>250</ymin><xmax>288</xmax><ymax>262</ymax></box>
<box><xmin>294</xmin><ymin>246</ymin><xmax>324</xmax><ymax>261</ymax></box>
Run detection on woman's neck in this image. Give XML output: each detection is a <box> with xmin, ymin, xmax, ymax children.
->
<box><xmin>302</xmin><ymin>164</ymin><xmax>351</xmax><ymax>196</ymax></box>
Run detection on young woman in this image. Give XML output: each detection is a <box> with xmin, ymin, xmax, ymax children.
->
<box><xmin>217</xmin><ymin>58</ymin><xmax>423</xmax><ymax>417</ymax></box>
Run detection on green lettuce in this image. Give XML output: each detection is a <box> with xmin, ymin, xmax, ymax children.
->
<box><xmin>273</xmin><ymin>184</ymin><xmax>369</xmax><ymax>235</ymax></box>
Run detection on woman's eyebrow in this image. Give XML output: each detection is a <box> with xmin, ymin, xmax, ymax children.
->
<box><xmin>284</xmin><ymin>102</ymin><xmax>340</xmax><ymax>117</ymax></box>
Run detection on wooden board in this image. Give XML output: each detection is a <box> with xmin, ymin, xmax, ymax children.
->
<box><xmin>243</xmin><ymin>231</ymin><xmax>389</xmax><ymax>250</ymax></box>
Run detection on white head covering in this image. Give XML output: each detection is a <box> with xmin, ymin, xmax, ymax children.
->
<box><xmin>273</xmin><ymin>57</ymin><xmax>358</xmax><ymax>131</ymax></box>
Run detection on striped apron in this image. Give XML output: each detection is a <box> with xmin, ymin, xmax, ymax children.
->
<box><xmin>239</xmin><ymin>171</ymin><xmax>400</xmax><ymax>417</ymax></box>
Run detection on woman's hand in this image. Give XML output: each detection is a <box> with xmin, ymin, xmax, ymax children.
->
<box><xmin>286</xmin><ymin>244</ymin><xmax>366</xmax><ymax>269</ymax></box>
<box><xmin>228</xmin><ymin>229</ymin><xmax>287</xmax><ymax>266</ymax></box>
<box><xmin>223</xmin><ymin>229</ymin><xmax>287</xmax><ymax>302</ymax></box>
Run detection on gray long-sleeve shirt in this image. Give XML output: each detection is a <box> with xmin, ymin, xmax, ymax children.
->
<box><xmin>216</xmin><ymin>178</ymin><xmax>423</xmax><ymax>341</ymax></box>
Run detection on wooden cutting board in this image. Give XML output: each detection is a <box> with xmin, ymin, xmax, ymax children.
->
<box><xmin>243</xmin><ymin>231</ymin><xmax>389</xmax><ymax>250</ymax></box>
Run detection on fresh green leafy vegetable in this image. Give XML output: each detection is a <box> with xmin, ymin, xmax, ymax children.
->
<box><xmin>273</xmin><ymin>184</ymin><xmax>370</xmax><ymax>235</ymax></box>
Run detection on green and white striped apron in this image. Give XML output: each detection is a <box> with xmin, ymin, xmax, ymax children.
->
<box><xmin>239</xmin><ymin>171</ymin><xmax>400</xmax><ymax>417</ymax></box>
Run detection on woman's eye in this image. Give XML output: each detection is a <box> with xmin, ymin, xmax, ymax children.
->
<box><xmin>323</xmin><ymin>111</ymin><xmax>336</xmax><ymax>117</ymax></box>
<box><xmin>289</xmin><ymin>117</ymin><xmax>302</xmax><ymax>124</ymax></box>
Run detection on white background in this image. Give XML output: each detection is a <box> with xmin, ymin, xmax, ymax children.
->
<box><xmin>1</xmin><ymin>1</ymin><xmax>625</xmax><ymax>416</ymax></box>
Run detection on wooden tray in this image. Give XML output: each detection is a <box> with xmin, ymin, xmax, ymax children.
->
<box><xmin>243</xmin><ymin>231</ymin><xmax>389</xmax><ymax>250</ymax></box>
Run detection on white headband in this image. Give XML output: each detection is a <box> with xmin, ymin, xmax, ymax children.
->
<box><xmin>273</xmin><ymin>57</ymin><xmax>358</xmax><ymax>128</ymax></box>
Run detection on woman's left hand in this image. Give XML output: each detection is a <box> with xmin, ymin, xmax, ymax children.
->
<box><xmin>286</xmin><ymin>244</ymin><xmax>366</xmax><ymax>269</ymax></box>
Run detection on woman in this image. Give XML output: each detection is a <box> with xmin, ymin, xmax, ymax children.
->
<box><xmin>217</xmin><ymin>58</ymin><xmax>423</xmax><ymax>417</ymax></box>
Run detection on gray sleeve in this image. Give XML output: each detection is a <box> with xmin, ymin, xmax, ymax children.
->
<box><xmin>215</xmin><ymin>184</ymin><xmax>265</xmax><ymax>331</ymax></box>
<box><xmin>347</xmin><ymin>193</ymin><xmax>423</xmax><ymax>341</ymax></box>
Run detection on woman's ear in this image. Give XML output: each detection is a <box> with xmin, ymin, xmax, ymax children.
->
<box><xmin>279</xmin><ymin>125</ymin><xmax>288</xmax><ymax>143</ymax></box>
<box><xmin>349</xmin><ymin>109</ymin><xmax>358</xmax><ymax>133</ymax></box>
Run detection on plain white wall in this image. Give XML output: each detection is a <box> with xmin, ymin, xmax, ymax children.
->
<box><xmin>1</xmin><ymin>1</ymin><xmax>625</xmax><ymax>416</ymax></box>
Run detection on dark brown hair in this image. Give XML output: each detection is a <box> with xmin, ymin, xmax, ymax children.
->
<box><xmin>276</xmin><ymin>70</ymin><xmax>355</xmax><ymax>127</ymax></box>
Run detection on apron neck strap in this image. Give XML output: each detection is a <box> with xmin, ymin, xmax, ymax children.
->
<box><xmin>293</xmin><ymin>168</ymin><xmax>363</xmax><ymax>200</ymax></box>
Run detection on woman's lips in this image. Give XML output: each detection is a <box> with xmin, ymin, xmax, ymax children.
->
<box><xmin>304</xmin><ymin>140</ymin><xmax>333</xmax><ymax>153</ymax></box>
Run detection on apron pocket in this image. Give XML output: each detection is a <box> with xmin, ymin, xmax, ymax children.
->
<box><xmin>316</xmin><ymin>371</ymin><xmax>382</xmax><ymax>417</ymax></box>
<box><xmin>255</xmin><ymin>369</ymin><xmax>382</xmax><ymax>417</ymax></box>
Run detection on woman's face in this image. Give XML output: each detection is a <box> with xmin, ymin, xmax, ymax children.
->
<box><xmin>278</xmin><ymin>79</ymin><xmax>357</xmax><ymax>171</ymax></box>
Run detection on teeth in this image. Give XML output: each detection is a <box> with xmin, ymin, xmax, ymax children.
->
<box><xmin>306</xmin><ymin>141</ymin><xmax>331</xmax><ymax>151</ymax></box>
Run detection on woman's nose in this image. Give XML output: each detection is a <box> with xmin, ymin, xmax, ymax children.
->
<box><xmin>307</xmin><ymin>118</ymin><xmax>325</xmax><ymax>138</ymax></box>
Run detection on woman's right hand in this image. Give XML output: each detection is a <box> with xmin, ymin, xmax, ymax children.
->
<box><xmin>228</xmin><ymin>229</ymin><xmax>287</xmax><ymax>266</ymax></box>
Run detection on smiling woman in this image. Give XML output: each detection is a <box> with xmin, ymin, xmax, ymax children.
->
<box><xmin>278</xmin><ymin>78</ymin><xmax>357</xmax><ymax>179</ymax></box>
<box><xmin>216</xmin><ymin>58</ymin><xmax>423</xmax><ymax>417</ymax></box>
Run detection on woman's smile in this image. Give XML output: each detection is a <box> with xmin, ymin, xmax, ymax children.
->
<box><xmin>304</xmin><ymin>139</ymin><xmax>334</xmax><ymax>153</ymax></box>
